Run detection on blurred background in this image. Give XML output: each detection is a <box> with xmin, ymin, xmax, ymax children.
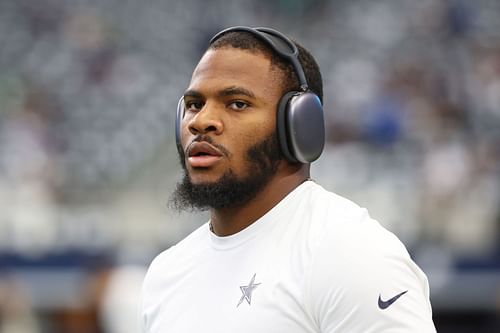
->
<box><xmin>0</xmin><ymin>0</ymin><xmax>499</xmax><ymax>332</ymax></box>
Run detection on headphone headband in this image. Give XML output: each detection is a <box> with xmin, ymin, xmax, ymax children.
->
<box><xmin>209</xmin><ymin>26</ymin><xmax>309</xmax><ymax>92</ymax></box>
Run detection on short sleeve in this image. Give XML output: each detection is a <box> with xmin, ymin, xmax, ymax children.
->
<box><xmin>305</xmin><ymin>211</ymin><xmax>436</xmax><ymax>333</ymax></box>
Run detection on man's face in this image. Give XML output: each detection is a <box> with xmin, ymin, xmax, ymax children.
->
<box><xmin>172</xmin><ymin>47</ymin><xmax>285</xmax><ymax>210</ymax></box>
<box><xmin>181</xmin><ymin>48</ymin><xmax>284</xmax><ymax>183</ymax></box>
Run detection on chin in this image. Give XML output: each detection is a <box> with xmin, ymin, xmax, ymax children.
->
<box><xmin>188</xmin><ymin>169</ymin><xmax>225</xmax><ymax>185</ymax></box>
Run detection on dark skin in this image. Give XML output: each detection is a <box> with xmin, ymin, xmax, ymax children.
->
<box><xmin>180</xmin><ymin>47</ymin><xmax>310</xmax><ymax>236</ymax></box>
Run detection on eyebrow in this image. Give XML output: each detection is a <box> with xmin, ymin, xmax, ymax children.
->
<box><xmin>218</xmin><ymin>86</ymin><xmax>255</xmax><ymax>99</ymax></box>
<box><xmin>183</xmin><ymin>86</ymin><xmax>256</xmax><ymax>99</ymax></box>
<box><xmin>183</xmin><ymin>90</ymin><xmax>204</xmax><ymax>99</ymax></box>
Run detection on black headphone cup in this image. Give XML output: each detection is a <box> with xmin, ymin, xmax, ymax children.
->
<box><xmin>278</xmin><ymin>91</ymin><xmax>325</xmax><ymax>163</ymax></box>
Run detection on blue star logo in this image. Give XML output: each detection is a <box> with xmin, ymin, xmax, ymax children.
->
<box><xmin>237</xmin><ymin>273</ymin><xmax>261</xmax><ymax>307</ymax></box>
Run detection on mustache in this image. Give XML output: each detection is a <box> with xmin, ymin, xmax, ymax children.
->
<box><xmin>186</xmin><ymin>135</ymin><xmax>231</xmax><ymax>158</ymax></box>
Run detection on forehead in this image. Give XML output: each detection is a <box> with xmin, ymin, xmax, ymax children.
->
<box><xmin>188</xmin><ymin>48</ymin><xmax>283</xmax><ymax>97</ymax></box>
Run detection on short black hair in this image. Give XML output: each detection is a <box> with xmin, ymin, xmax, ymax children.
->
<box><xmin>209</xmin><ymin>30</ymin><xmax>323</xmax><ymax>104</ymax></box>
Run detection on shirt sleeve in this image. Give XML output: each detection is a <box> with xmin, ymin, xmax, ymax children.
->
<box><xmin>305</xmin><ymin>210</ymin><xmax>436</xmax><ymax>333</ymax></box>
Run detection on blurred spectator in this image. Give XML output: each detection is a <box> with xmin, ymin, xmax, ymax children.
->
<box><xmin>0</xmin><ymin>82</ymin><xmax>62</xmax><ymax>256</ymax></box>
<box><xmin>0</xmin><ymin>276</ymin><xmax>41</xmax><ymax>333</ymax></box>
<box><xmin>98</xmin><ymin>265</ymin><xmax>147</xmax><ymax>333</ymax></box>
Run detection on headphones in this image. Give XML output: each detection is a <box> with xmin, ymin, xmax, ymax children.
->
<box><xmin>176</xmin><ymin>26</ymin><xmax>325</xmax><ymax>164</ymax></box>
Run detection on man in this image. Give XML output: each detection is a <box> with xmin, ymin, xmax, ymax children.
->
<box><xmin>140</xmin><ymin>26</ymin><xmax>436</xmax><ymax>332</ymax></box>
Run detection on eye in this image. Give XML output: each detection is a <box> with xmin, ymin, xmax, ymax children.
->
<box><xmin>185</xmin><ymin>100</ymin><xmax>204</xmax><ymax>112</ymax></box>
<box><xmin>228</xmin><ymin>100</ymin><xmax>250</xmax><ymax>111</ymax></box>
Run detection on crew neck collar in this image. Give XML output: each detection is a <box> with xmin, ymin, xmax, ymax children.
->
<box><xmin>209</xmin><ymin>180</ymin><xmax>314</xmax><ymax>250</ymax></box>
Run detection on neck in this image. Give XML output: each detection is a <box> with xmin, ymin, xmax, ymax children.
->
<box><xmin>209</xmin><ymin>163</ymin><xmax>310</xmax><ymax>236</ymax></box>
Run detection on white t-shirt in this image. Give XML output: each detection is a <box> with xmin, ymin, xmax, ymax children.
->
<box><xmin>140</xmin><ymin>181</ymin><xmax>436</xmax><ymax>332</ymax></box>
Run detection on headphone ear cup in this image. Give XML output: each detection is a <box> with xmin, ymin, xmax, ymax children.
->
<box><xmin>277</xmin><ymin>91</ymin><xmax>300</xmax><ymax>163</ymax></box>
<box><xmin>277</xmin><ymin>91</ymin><xmax>325</xmax><ymax>163</ymax></box>
<box><xmin>176</xmin><ymin>97</ymin><xmax>185</xmax><ymax>159</ymax></box>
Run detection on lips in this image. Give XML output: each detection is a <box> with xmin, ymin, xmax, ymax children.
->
<box><xmin>187</xmin><ymin>141</ymin><xmax>223</xmax><ymax>168</ymax></box>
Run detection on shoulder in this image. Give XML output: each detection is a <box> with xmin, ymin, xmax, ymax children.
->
<box><xmin>140</xmin><ymin>223</ymin><xmax>210</xmax><ymax>331</ymax></box>
<box><xmin>142</xmin><ymin>222</ymin><xmax>209</xmax><ymax>294</ymax></box>
<box><xmin>289</xmin><ymin>182</ymin><xmax>419</xmax><ymax>291</ymax></box>
<box><xmin>295</xmin><ymin>181</ymin><xmax>377</xmax><ymax>245</ymax></box>
<box><xmin>301</xmin><ymin>183</ymin><xmax>435</xmax><ymax>331</ymax></box>
<box><xmin>299</xmin><ymin>180</ymin><xmax>362</xmax><ymax>211</ymax></box>
<box><xmin>305</xmin><ymin>182</ymin><xmax>420</xmax><ymax>287</ymax></box>
<box><xmin>299</xmin><ymin>181</ymin><xmax>368</xmax><ymax>224</ymax></box>
<box><xmin>300</xmin><ymin>181</ymin><xmax>406</xmax><ymax>253</ymax></box>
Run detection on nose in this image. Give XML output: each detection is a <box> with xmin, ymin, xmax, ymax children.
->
<box><xmin>187</xmin><ymin>102</ymin><xmax>223</xmax><ymax>136</ymax></box>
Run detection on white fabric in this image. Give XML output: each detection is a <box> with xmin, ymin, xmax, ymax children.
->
<box><xmin>140</xmin><ymin>181</ymin><xmax>436</xmax><ymax>332</ymax></box>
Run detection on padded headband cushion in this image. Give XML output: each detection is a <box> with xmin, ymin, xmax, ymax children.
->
<box><xmin>210</xmin><ymin>26</ymin><xmax>308</xmax><ymax>91</ymax></box>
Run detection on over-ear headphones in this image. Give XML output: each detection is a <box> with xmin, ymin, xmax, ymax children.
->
<box><xmin>176</xmin><ymin>26</ymin><xmax>325</xmax><ymax>164</ymax></box>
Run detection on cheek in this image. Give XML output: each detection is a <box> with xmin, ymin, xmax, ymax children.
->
<box><xmin>232</xmin><ymin>122</ymin><xmax>276</xmax><ymax>159</ymax></box>
<box><xmin>179</xmin><ymin>114</ymin><xmax>199</xmax><ymax>154</ymax></box>
<box><xmin>180</xmin><ymin>116</ymin><xmax>193</xmax><ymax>145</ymax></box>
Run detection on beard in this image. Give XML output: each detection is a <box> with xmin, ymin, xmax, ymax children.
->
<box><xmin>170</xmin><ymin>132</ymin><xmax>283</xmax><ymax>211</ymax></box>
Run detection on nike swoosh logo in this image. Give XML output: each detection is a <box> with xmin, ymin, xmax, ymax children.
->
<box><xmin>378</xmin><ymin>290</ymin><xmax>408</xmax><ymax>309</ymax></box>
